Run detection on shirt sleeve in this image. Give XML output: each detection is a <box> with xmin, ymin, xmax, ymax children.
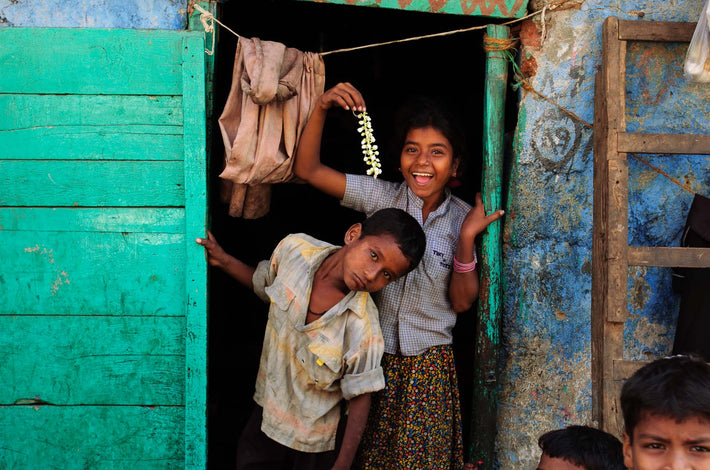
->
<box><xmin>251</xmin><ymin>237</ymin><xmax>286</xmax><ymax>303</ymax></box>
<box><xmin>339</xmin><ymin>299</ymin><xmax>386</xmax><ymax>400</ymax></box>
<box><xmin>341</xmin><ymin>174</ymin><xmax>399</xmax><ymax>216</ymax></box>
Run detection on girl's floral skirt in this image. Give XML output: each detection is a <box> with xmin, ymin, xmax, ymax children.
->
<box><xmin>356</xmin><ymin>345</ymin><xmax>464</xmax><ymax>470</ymax></box>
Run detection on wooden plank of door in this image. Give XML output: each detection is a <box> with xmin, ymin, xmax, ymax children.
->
<box><xmin>0</xmin><ymin>28</ymin><xmax>185</xmax><ymax>95</ymax></box>
<box><xmin>0</xmin><ymin>406</ymin><xmax>185</xmax><ymax>469</ymax></box>
<box><xmin>0</xmin><ymin>230</ymin><xmax>185</xmax><ymax>316</ymax></box>
<box><xmin>0</xmin><ymin>316</ymin><xmax>185</xmax><ymax>405</ymax></box>
<box><xmin>0</xmin><ymin>160</ymin><xmax>185</xmax><ymax>207</ymax></box>
<box><xmin>181</xmin><ymin>34</ymin><xmax>208</xmax><ymax>470</ymax></box>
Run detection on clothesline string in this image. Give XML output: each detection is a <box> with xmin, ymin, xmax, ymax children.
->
<box><xmin>192</xmin><ymin>0</ymin><xmax>582</xmax><ymax>56</ymax></box>
<box><xmin>192</xmin><ymin>2</ymin><xmax>703</xmax><ymax>197</ymax></box>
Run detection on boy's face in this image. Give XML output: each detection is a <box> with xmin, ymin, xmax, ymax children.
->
<box><xmin>342</xmin><ymin>230</ymin><xmax>411</xmax><ymax>293</ymax></box>
<box><xmin>623</xmin><ymin>414</ymin><xmax>710</xmax><ymax>470</ymax></box>
<box><xmin>536</xmin><ymin>452</ymin><xmax>585</xmax><ymax>470</ymax></box>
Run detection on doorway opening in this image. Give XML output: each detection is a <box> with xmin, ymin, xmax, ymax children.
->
<box><xmin>205</xmin><ymin>1</ymin><xmax>517</xmax><ymax>467</ymax></box>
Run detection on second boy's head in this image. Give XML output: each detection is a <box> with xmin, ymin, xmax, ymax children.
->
<box><xmin>341</xmin><ymin>207</ymin><xmax>425</xmax><ymax>293</ymax></box>
<box><xmin>536</xmin><ymin>425</ymin><xmax>624</xmax><ymax>470</ymax></box>
<box><xmin>621</xmin><ymin>355</ymin><xmax>710</xmax><ymax>470</ymax></box>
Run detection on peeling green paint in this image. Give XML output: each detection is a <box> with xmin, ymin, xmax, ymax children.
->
<box><xmin>294</xmin><ymin>0</ymin><xmax>528</xmax><ymax>18</ymax></box>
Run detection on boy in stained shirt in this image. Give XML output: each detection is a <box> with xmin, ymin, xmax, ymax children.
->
<box><xmin>196</xmin><ymin>207</ymin><xmax>425</xmax><ymax>470</ymax></box>
<box><xmin>620</xmin><ymin>354</ymin><xmax>710</xmax><ymax>470</ymax></box>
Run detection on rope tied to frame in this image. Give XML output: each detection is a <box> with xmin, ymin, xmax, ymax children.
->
<box><xmin>482</xmin><ymin>35</ymin><xmax>520</xmax><ymax>53</ymax></box>
<box><xmin>192</xmin><ymin>3</ymin><xmax>241</xmax><ymax>55</ymax></box>
<box><xmin>190</xmin><ymin>0</ymin><xmax>584</xmax><ymax>57</ymax></box>
<box><xmin>539</xmin><ymin>0</ymin><xmax>583</xmax><ymax>46</ymax></box>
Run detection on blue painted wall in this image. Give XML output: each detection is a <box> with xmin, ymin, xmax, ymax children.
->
<box><xmin>501</xmin><ymin>0</ymin><xmax>710</xmax><ymax>467</ymax></box>
<box><xmin>0</xmin><ymin>0</ymin><xmax>186</xmax><ymax>29</ymax></box>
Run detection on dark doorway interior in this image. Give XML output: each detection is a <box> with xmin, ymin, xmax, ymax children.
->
<box><xmin>206</xmin><ymin>1</ymin><xmax>515</xmax><ymax>467</ymax></box>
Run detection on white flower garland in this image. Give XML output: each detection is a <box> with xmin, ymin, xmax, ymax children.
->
<box><xmin>355</xmin><ymin>111</ymin><xmax>382</xmax><ymax>178</ymax></box>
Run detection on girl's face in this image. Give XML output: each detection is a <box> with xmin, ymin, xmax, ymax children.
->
<box><xmin>399</xmin><ymin>126</ymin><xmax>459</xmax><ymax>209</ymax></box>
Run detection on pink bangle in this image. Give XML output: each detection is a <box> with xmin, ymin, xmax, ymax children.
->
<box><xmin>453</xmin><ymin>254</ymin><xmax>477</xmax><ymax>273</ymax></box>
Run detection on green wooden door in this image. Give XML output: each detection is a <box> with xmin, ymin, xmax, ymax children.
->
<box><xmin>0</xmin><ymin>28</ymin><xmax>207</xmax><ymax>469</ymax></box>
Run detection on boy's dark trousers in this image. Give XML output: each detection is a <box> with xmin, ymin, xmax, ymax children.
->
<box><xmin>236</xmin><ymin>405</ymin><xmax>346</xmax><ymax>470</ymax></box>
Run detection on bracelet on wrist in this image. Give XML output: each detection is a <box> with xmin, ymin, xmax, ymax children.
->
<box><xmin>453</xmin><ymin>253</ymin><xmax>477</xmax><ymax>273</ymax></box>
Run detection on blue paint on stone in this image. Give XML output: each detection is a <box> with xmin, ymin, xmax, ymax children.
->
<box><xmin>0</xmin><ymin>0</ymin><xmax>186</xmax><ymax>29</ymax></box>
<box><xmin>501</xmin><ymin>0</ymin><xmax>710</xmax><ymax>467</ymax></box>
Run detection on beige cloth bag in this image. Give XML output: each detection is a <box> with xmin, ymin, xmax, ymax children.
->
<box><xmin>218</xmin><ymin>37</ymin><xmax>325</xmax><ymax>218</ymax></box>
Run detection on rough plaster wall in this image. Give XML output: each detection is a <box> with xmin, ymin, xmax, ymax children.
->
<box><xmin>0</xmin><ymin>0</ymin><xmax>186</xmax><ymax>28</ymax></box>
<box><xmin>500</xmin><ymin>1</ymin><xmax>710</xmax><ymax>468</ymax></box>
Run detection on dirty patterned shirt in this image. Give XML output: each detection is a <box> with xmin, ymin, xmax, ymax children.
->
<box><xmin>251</xmin><ymin>233</ymin><xmax>385</xmax><ymax>452</ymax></box>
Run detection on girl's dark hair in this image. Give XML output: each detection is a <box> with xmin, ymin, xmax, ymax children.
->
<box><xmin>620</xmin><ymin>354</ymin><xmax>710</xmax><ymax>442</ymax></box>
<box><xmin>360</xmin><ymin>208</ymin><xmax>425</xmax><ymax>273</ymax></box>
<box><xmin>538</xmin><ymin>425</ymin><xmax>625</xmax><ymax>470</ymax></box>
<box><xmin>388</xmin><ymin>95</ymin><xmax>467</xmax><ymax>175</ymax></box>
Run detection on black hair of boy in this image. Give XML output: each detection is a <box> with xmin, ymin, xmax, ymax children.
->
<box><xmin>620</xmin><ymin>354</ymin><xmax>710</xmax><ymax>442</ymax></box>
<box><xmin>538</xmin><ymin>425</ymin><xmax>625</xmax><ymax>470</ymax></box>
<box><xmin>361</xmin><ymin>207</ymin><xmax>426</xmax><ymax>273</ymax></box>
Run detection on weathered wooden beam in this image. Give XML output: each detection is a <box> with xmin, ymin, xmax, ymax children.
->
<box><xmin>628</xmin><ymin>246</ymin><xmax>710</xmax><ymax>267</ymax></box>
<box><xmin>618</xmin><ymin>20</ymin><xmax>696</xmax><ymax>42</ymax></box>
<box><xmin>469</xmin><ymin>23</ymin><xmax>508</xmax><ymax>470</ymax></box>
<box><xmin>181</xmin><ymin>29</ymin><xmax>209</xmax><ymax>470</ymax></box>
<box><xmin>618</xmin><ymin>133</ymin><xmax>710</xmax><ymax>155</ymax></box>
<box><xmin>592</xmin><ymin>17</ymin><xmax>628</xmax><ymax>437</ymax></box>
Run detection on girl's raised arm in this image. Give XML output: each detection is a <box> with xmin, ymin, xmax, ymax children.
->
<box><xmin>294</xmin><ymin>82</ymin><xmax>367</xmax><ymax>200</ymax></box>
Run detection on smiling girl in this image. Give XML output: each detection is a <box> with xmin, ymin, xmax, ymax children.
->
<box><xmin>294</xmin><ymin>82</ymin><xmax>504</xmax><ymax>469</ymax></box>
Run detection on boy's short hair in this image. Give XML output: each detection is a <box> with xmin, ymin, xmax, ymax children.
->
<box><xmin>538</xmin><ymin>425</ymin><xmax>625</xmax><ymax>470</ymax></box>
<box><xmin>620</xmin><ymin>354</ymin><xmax>710</xmax><ymax>442</ymax></box>
<box><xmin>360</xmin><ymin>208</ymin><xmax>425</xmax><ymax>273</ymax></box>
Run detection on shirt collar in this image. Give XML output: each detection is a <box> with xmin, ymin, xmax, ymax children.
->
<box><xmin>405</xmin><ymin>185</ymin><xmax>453</xmax><ymax>218</ymax></box>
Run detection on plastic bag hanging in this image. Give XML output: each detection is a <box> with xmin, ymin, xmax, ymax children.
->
<box><xmin>684</xmin><ymin>0</ymin><xmax>710</xmax><ymax>82</ymax></box>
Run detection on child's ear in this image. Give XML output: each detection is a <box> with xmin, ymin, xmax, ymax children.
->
<box><xmin>344</xmin><ymin>223</ymin><xmax>363</xmax><ymax>245</ymax></box>
<box><xmin>452</xmin><ymin>157</ymin><xmax>461</xmax><ymax>178</ymax></box>
<box><xmin>622</xmin><ymin>431</ymin><xmax>634</xmax><ymax>469</ymax></box>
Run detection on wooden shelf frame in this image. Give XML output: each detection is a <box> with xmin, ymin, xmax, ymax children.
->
<box><xmin>591</xmin><ymin>17</ymin><xmax>710</xmax><ymax>436</ymax></box>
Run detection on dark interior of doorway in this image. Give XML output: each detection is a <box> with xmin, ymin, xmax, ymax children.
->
<box><xmin>206</xmin><ymin>1</ymin><xmax>517</xmax><ymax>467</ymax></box>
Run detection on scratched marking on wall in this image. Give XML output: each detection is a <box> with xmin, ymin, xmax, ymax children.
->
<box><xmin>24</xmin><ymin>244</ymin><xmax>70</xmax><ymax>295</ymax></box>
<box><xmin>530</xmin><ymin>108</ymin><xmax>592</xmax><ymax>176</ymax></box>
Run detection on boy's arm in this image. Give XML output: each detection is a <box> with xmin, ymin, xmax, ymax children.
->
<box><xmin>448</xmin><ymin>193</ymin><xmax>505</xmax><ymax>313</ymax></box>
<box><xmin>294</xmin><ymin>82</ymin><xmax>367</xmax><ymax>200</ymax></box>
<box><xmin>331</xmin><ymin>392</ymin><xmax>371</xmax><ymax>470</ymax></box>
<box><xmin>196</xmin><ymin>231</ymin><xmax>255</xmax><ymax>290</ymax></box>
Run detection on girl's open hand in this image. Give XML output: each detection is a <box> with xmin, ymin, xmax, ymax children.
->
<box><xmin>195</xmin><ymin>231</ymin><xmax>228</xmax><ymax>268</ymax></box>
<box><xmin>317</xmin><ymin>82</ymin><xmax>366</xmax><ymax>113</ymax></box>
<box><xmin>461</xmin><ymin>192</ymin><xmax>505</xmax><ymax>239</ymax></box>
